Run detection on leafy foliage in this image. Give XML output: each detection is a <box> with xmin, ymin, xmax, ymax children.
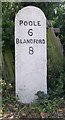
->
<box><xmin>2</xmin><ymin>2</ymin><xmax>65</xmax><ymax>118</ymax></box>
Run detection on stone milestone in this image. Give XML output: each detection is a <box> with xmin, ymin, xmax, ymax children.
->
<box><xmin>15</xmin><ymin>6</ymin><xmax>47</xmax><ymax>103</ymax></box>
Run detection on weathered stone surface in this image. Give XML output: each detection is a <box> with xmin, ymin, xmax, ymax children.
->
<box><xmin>15</xmin><ymin>6</ymin><xmax>47</xmax><ymax>103</ymax></box>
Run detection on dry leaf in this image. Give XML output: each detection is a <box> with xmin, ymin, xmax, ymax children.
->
<box><xmin>40</xmin><ymin>112</ymin><xmax>48</xmax><ymax>118</ymax></box>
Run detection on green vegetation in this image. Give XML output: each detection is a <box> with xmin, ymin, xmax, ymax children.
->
<box><xmin>48</xmin><ymin>28</ymin><xmax>63</xmax><ymax>66</ymax></box>
<box><xmin>1</xmin><ymin>2</ymin><xmax>65</xmax><ymax>119</ymax></box>
<box><xmin>3</xmin><ymin>47</ymin><xmax>14</xmax><ymax>81</ymax></box>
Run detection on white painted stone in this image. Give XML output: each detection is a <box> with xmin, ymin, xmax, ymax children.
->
<box><xmin>15</xmin><ymin>6</ymin><xmax>47</xmax><ymax>103</ymax></box>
